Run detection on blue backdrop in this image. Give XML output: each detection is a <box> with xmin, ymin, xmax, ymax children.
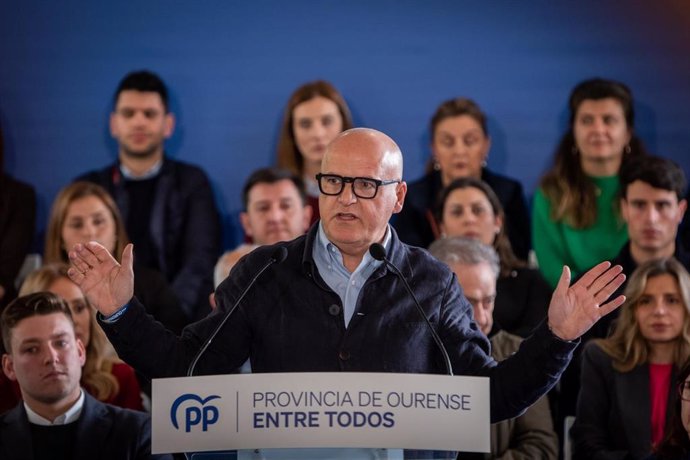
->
<box><xmin>2</xmin><ymin>1</ymin><xmax>689</xmax><ymax>248</ymax></box>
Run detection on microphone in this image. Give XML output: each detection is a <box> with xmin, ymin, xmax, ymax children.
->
<box><xmin>187</xmin><ymin>246</ymin><xmax>288</xmax><ymax>376</ymax></box>
<box><xmin>369</xmin><ymin>243</ymin><xmax>454</xmax><ymax>376</ymax></box>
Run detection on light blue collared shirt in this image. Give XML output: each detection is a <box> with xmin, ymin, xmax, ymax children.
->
<box><xmin>120</xmin><ymin>158</ymin><xmax>163</xmax><ymax>180</ymax></box>
<box><xmin>312</xmin><ymin>222</ymin><xmax>391</xmax><ymax>327</ymax></box>
<box><xmin>25</xmin><ymin>389</ymin><xmax>84</xmax><ymax>425</ymax></box>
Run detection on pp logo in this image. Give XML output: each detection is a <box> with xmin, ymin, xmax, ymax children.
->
<box><xmin>170</xmin><ymin>393</ymin><xmax>221</xmax><ymax>432</ymax></box>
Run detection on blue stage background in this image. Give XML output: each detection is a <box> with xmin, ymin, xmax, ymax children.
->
<box><xmin>2</xmin><ymin>1</ymin><xmax>689</xmax><ymax>248</ymax></box>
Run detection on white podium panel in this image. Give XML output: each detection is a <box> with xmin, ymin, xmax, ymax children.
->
<box><xmin>152</xmin><ymin>372</ymin><xmax>489</xmax><ymax>454</ymax></box>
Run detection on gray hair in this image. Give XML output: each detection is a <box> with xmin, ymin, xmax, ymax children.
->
<box><xmin>428</xmin><ymin>237</ymin><xmax>500</xmax><ymax>279</ymax></box>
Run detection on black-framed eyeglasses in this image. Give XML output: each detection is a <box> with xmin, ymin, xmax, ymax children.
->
<box><xmin>678</xmin><ymin>381</ymin><xmax>690</xmax><ymax>401</ymax></box>
<box><xmin>316</xmin><ymin>174</ymin><xmax>401</xmax><ymax>199</ymax></box>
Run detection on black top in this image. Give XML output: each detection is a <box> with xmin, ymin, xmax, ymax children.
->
<box><xmin>30</xmin><ymin>422</ymin><xmax>77</xmax><ymax>460</ymax></box>
<box><xmin>0</xmin><ymin>392</ymin><xmax>171</xmax><ymax>459</ymax></box>
<box><xmin>124</xmin><ymin>176</ymin><xmax>160</xmax><ymax>271</ymax></box>
<box><xmin>77</xmin><ymin>157</ymin><xmax>221</xmax><ymax>320</ymax></box>
<box><xmin>495</xmin><ymin>267</ymin><xmax>551</xmax><ymax>338</ymax></box>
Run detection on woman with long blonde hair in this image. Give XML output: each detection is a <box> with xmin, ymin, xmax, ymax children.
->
<box><xmin>44</xmin><ymin>181</ymin><xmax>187</xmax><ymax>334</ymax></box>
<box><xmin>573</xmin><ymin>258</ymin><xmax>690</xmax><ymax>459</ymax></box>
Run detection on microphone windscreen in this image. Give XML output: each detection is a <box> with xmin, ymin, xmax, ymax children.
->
<box><xmin>369</xmin><ymin>243</ymin><xmax>387</xmax><ymax>261</ymax></box>
<box><xmin>271</xmin><ymin>246</ymin><xmax>288</xmax><ymax>264</ymax></box>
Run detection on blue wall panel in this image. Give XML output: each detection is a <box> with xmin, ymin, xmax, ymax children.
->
<box><xmin>2</xmin><ymin>1</ymin><xmax>689</xmax><ymax>248</ymax></box>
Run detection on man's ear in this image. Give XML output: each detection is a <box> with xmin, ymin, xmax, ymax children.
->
<box><xmin>239</xmin><ymin>212</ymin><xmax>253</xmax><ymax>239</ymax></box>
<box><xmin>392</xmin><ymin>181</ymin><xmax>407</xmax><ymax>214</ymax></box>
<box><xmin>2</xmin><ymin>354</ymin><xmax>17</xmax><ymax>381</ymax></box>
<box><xmin>678</xmin><ymin>199</ymin><xmax>687</xmax><ymax>221</ymax></box>
<box><xmin>109</xmin><ymin>112</ymin><xmax>118</xmax><ymax>138</ymax></box>
<box><xmin>620</xmin><ymin>197</ymin><xmax>630</xmax><ymax>223</ymax></box>
<box><xmin>75</xmin><ymin>339</ymin><xmax>86</xmax><ymax>367</ymax></box>
<box><xmin>163</xmin><ymin>113</ymin><xmax>175</xmax><ymax>139</ymax></box>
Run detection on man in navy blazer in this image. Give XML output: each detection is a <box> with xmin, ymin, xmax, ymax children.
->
<box><xmin>557</xmin><ymin>155</ymin><xmax>689</xmax><ymax>431</ymax></box>
<box><xmin>0</xmin><ymin>292</ymin><xmax>170</xmax><ymax>460</ymax></box>
<box><xmin>77</xmin><ymin>70</ymin><xmax>220</xmax><ymax>322</ymax></box>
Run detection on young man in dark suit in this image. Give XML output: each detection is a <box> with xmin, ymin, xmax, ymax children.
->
<box><xmin>0</xmin><ymin>292</ymin><xmax>170</xmax><ymax>459</ymax></box>
<box><xmin>77</xmin><ymin>70</ymin><xmax>220</xmax><ymax>321</ymax></box>
<box><xmin>558</xmin><ymin>154</ymin><xmax>688</xmax><ymax>439</ymax></box>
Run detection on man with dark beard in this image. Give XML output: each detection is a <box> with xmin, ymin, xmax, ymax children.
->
<box><xmin>77</xmin><ymin>70</ymin><xmax>220</xmax><ymax>322</ymax></box>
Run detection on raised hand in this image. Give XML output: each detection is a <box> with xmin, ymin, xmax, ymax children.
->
<box><xmin>547</xmin><ymin>262</ymin><xmax>626</xmax><ymax>341</ymax></box>
<box><xmin>67</xmin><ymin>242</ymin><xmax>135</xmax><ymax>317</ymax></box>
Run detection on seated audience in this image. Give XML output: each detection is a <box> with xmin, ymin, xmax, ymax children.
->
<box><xmin>19</xmin><ymin>264</ymin><xmax>143</xmax><ymax>411</ymax></box>
<box><xmin>572</xmin><ymin>258</ymin><xmax>690</xmax><ymax>460</ymax></box>
<box><xmin>77</xmin><ymin>70</ymin><xmax>220</xmax><ymax>321</ymax></box>
<box><xmin>214</xmin><ymin>167</ymin><xmax>312</xmax><ymax>288</ymax></box>
<box><xmin>0</xmin><ymin>122</ymin><xmax>36</xmax><ymax>309</ymax></box>
<box><xmin>559</xmin><ymin>155</ymin><xmax>689</xmax><ymax>426</ymax></box>
<box><xmin>429</xmin><ymin>237</ymin><xmax>558</xmax><ymax>459</ymax></box>
<box><xmin>0</xmin><ymin>292</ymin><xmax>169</xmax><ymax>459</ymax></box>
<box><xmin>276</xmin><ymin>80</ymin><xmax>354</xmax><ymax>225</ymax></box>
<box><xmin>44</xmin><ymin>181</ymin><xmax>187</xmax><ymax>334</ymax></box>
<box><xmin>434</xmin><ymin>177</ymin><xmax>550</xmax><ymax>337</ymax></box>
<box><xmin>533</xmin><ymin>77</ymin><xmax>647</xmax><ymax>288</ymax></box>
<box><xmin>394</xmin><ymin>97</ymin><xmax>530</xmax><ymax>259</ymax></box>
<box><xmin>646</xmin><ymin>356</ymin><xmax>690</xmax><ymax>460</ymax></box>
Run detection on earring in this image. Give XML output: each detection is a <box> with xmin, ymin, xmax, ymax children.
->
<box><xmin>624</xmin><ymin>144</ymin><xmax>631</xmax><ymax>154</ymax></box>
<box><xmin>433</xmin><ymin>160</ymin><xmax>441</xmax><ymax>171</ymax></box>
<box><xmin>571</xmin><ymin>145</ymin><xmax>579</xmax><ymax>155</ymax></box>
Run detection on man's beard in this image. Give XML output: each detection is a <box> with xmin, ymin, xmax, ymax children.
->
<box><xmin>121</xmin><ymin>142</ymin><xmax>161</xmax><ymax>159</ymax></box>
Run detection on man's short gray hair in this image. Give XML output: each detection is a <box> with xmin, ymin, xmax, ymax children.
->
<box><xmin>428</xmin><ymin>237</ymin><xmax>500</xmax><ymax>280</ymax></box>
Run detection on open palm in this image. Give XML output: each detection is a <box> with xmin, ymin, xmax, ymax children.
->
<box><xmin>548</xmin><ymin>262</ymin><xmax>626</xmax><ymax>341</ymax></box>
<box><xmin>68</xmin><ymin>242</ymin><xmax>135</xmax><ymax>317</ymax></box>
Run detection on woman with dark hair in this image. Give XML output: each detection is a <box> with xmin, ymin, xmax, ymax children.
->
<box><xmin>434</xmin><ymin>177</ymin><xmax>551</xmax><ymax>337</ymax></box>
<box><xmin>276</xmin><ymin>80</ymin><xmax>354</xmax><ymax>224</ymax></box>
<box><xmin>573</xmin><ymin>258</ymin><xmax>690</xmax><ymax>459</ymax></box>
<box><xmin>646</xmin><ymin>357</ymin><xmax>690</xmax><ymax>459</ymax></box>
<box><xmin>394</xmin><ymin>97</ymin><xmax>531</xmax><ymax>259</ymax></box>
<box><xmin>534</xmin><ymin>78</ymin><xmax>647</xmax><ymax>288</ymax></box>
<box><xmin>0</xmin><ymin>122</ymin><xmax>36</xmax><ymax>308</ymax></box>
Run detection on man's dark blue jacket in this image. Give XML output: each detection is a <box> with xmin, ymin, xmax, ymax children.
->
<box><xmin>100</xmin><ymin>225</ymin><xmax>576</xmax><ymax>423</ymax></box>
<box><xmin>0</xmin><ymin>392</ymin><xmax>171</xmax><ymax>459</ymax></box>
<box><xmin>78</xmin><ymin>157</ymin><xmax>220</xmax><ymax>320</ymax></box>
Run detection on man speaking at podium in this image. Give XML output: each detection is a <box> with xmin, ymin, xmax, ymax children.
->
<box><xmin>68</xmin><ymin>128</ymin><xmax>625</xmax><ymax>425</ymax></box>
